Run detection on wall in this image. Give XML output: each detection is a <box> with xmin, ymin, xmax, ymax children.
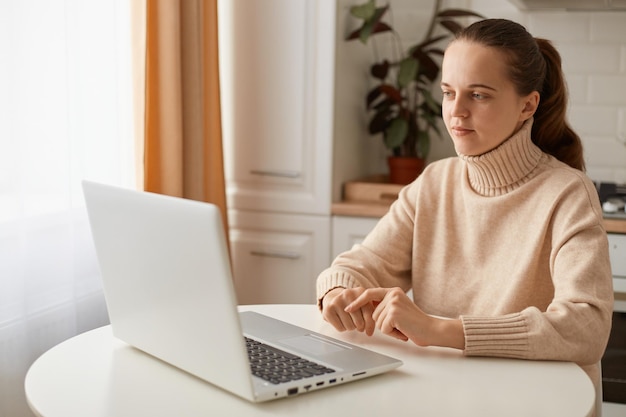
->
<box><xmin>332</xmin><ymin>0</ymin><xmax>626</xmax><ymax>202</ymax></box>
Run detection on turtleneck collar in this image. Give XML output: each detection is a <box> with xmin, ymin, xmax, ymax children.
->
<box><xmin>458</xmin><ymin>119</ymin><xmax>544</xmax><ymax>197</ymax></box>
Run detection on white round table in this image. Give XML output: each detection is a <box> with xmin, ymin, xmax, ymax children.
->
<box><xmin>25</xmin><ymin>304</ymin><xmax>595</xmax><ymax>417</ymax></box>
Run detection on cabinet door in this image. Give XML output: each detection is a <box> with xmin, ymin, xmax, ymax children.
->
<box><xmin>331</xmin><ymin>216</ymin><xmax>379</xmax><ymax>259</ymax></box>
<box><xmin>219</xmin><ymin>0</ymin><xmax>335</xmax><ymax>215</ymax></box>
<box><xmin>229</xmin><ymin>210</ymin><xmax>331</xmax><ymax>304</ymax></box>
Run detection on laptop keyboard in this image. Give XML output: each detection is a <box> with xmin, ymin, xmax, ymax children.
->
<box><xmin>245</xmin><ymin>337</ymin><xmax>335</xmax><ymax>385</ymax></box>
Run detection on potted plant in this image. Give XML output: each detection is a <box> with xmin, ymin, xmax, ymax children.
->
<box><xmin>347</xmin><ymin>0</ymin><xmax>483</xmax><ymax>184</ymax></box>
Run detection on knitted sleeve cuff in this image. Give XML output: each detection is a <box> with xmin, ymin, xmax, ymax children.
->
<box><xmin>461</xmin><ymin>313</ymin><xmax>530</xmax><ymax>358</ymax></box>
<box><xmin>316</xmin><ymin>270</ymin><xmax>359</xmax><ymax>310</ymax></box>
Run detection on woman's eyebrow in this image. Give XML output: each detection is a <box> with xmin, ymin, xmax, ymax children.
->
<box><xmin>441</xmin><ymin>82</ymin><xmax>498</xmax><ymax>91</ymax></box>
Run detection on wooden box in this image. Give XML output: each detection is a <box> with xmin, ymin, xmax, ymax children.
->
<box><xmin>343</xmin><ymin>175</ymin><xmax>404</xmax><ymax>204</ymax></box>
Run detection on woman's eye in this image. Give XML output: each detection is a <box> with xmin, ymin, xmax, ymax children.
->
<box><xmin>442</xmin><ymin>90</ymin><xmax>453</xmax><ymax>98</ymax></box>
<box><xmin>472</xmin><ymin>92</ymin><xmax>485</xmax><ymax>100</ymax></box>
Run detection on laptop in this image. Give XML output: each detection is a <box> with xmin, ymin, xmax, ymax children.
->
<box><xmin>82</xmin><ymin>181</ymin><xmax>402</xmax><ymax>402</ymax></box>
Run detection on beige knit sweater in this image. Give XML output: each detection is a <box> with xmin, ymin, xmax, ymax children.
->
<box><xmin>317</xmin><ymin>120</ymin><xmax>614</xmax><ymax>395</ymax></box>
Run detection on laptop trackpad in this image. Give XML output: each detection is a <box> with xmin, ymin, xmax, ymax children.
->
<box><xmin>279</xmin><ymin>334</ymin><xmax>349</xmax><ymax>356</ymax></box>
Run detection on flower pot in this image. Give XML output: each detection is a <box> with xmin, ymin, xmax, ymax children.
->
<box><xmin>387</xmin><ymin>156</ymin><xmax>425</xmax><ymax>185</ymax></box>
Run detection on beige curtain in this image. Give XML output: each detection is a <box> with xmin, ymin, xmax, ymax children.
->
<box><xmin>142</xmin><ymin>0</ymin><xmax>228</xmax><ymax>235</ymax></box>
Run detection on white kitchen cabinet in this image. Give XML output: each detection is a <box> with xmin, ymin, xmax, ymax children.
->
<box><xmin>331</xmin><ymin>216</ymin><xmax>379</xmax><ymax>258</ymax></box>
<box><xmin>229</xmin><ymin>210</ymin><xmax>330</xmax><ymax>304</ymax></box>
<box><xmin>218</xmin><ymin>0</ymin><xmax>336</xmax><ymax>304</ymax></box>
<box><xmin>219</xmin><ymin>0</ymin><xmax>335</xmax><ymax>216</ymax></box>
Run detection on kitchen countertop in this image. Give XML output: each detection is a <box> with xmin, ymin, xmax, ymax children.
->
<box><xmin>604</xmin><ymin>218</ymin><xmax>626</xmax><ymax>234</ymax></box>
<box><xmin>333</xmin><ymin>201</ymin><xmax>626</xmax><ymax>233</ymax></box>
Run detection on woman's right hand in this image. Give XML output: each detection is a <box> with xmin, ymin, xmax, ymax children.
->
<box><xmin>320</xmin><ymin>287</ymin><xmax>376</xmax><ymax>336</ymax></box>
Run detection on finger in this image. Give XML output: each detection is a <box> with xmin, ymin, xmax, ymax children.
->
<box><xmin>387</xmin><ymin>328</ymin><xmax>409</xmax><ymax>341</ymax></box>
<box><xmin>360</xmin><ymin>302</ymin><xmax>376</xmax><ymax>336</ymax></box>
<box><xmin>322</xmin><ymin>308</ymin><xmax>348</xmax><ymax>332</ymax></box>
<box><xmin>370</xmin><ymin>291</ymin><xmax>392</xmax><ymax>324</ymax></box>
<box><xmin>373</xmin><ymin>302</ymin><xmax>408</xmax><ymax>341</ymax></box>
<box><xmin>345</xmin><ymin>288</ymin><xmax>388</xmax><ymax>312</ymax></box>
<box><xmin>349</xmin><ymin>309</ymin><xmax>367</xmax><ymax>332</ymax></box>
<box><xmin>337</xmin><ymin>311</ymin><xmax>358</xmax><ymax>331</ymax></box>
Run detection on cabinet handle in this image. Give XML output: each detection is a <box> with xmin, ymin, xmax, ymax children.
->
<box><xmin>250</xmin><ymin>169</ymin><xmax>301</xmax><ymax>178</ymax></box>
<box><xmin>250</xmin><ymin>250</ymin><xmax>301</xmax><ymax>260</ymax></box>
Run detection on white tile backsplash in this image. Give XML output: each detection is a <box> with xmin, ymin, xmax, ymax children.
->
<box><xmin>566</xmin><ymin>75</ymin><xmax>589</xmax><ymax>103</ymax></box>
<box><xmin>590</xmin><ymin>13</ymin><xmax>626</xmax><ymax>42</ymax></box>
<box><xmin>569</xmin><ymin>106</ymin><xmax>618</xmax><ymax>136</ymax></box>
<box><xmin>527</xmin><ymin>13</ymin><xmax>591</xmax><ymax>42</ymax></box>
<box><xmin>614</xmin><ymin>168</ymin><xmax>626</xmax><ymax>185</ymax></box>
<box><xmin>589</xmin><ymin>75</ymin><xmax>626</xmax><ymax>105</ymax></box>
<box><xmin>559</xmin><ymin>45</ymin><xmax>621</xmax><ymax>74</ymax></box>
<box><xmin>584</xmin><ymin>136</ymin><xmax>626</xmax><ymax>167</ymax></box>
<box><xmin>619</xmin><ymin>108</ymin><xmax>626</xmax><ymax>133</ymax></box>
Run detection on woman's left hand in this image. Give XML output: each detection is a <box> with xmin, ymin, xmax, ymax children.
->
<box><xmin>345</xmin><ymin>287</ymin><xmax>465</xmax><ymax>349</ymax></box>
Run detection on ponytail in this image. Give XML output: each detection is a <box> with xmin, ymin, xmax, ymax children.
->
<box><xmin>532</xmin><ymin>38</ymin><xmax>585</xmax><ymax>171</ymax></box>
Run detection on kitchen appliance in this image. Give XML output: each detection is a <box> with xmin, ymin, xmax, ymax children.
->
<box><xmin>600</xmin><ymin>181</ymin><xmax>626</xmax><ymax>404</ymax></box>
<box><xmin>603</xmin><ymin>232</ymin><xmax>626</xmax><ymax>404</ymax></box>
<box><xmin>599</xmin><ymin>182</ymin><xmax>626</xmax><ymax>219</ymax></box>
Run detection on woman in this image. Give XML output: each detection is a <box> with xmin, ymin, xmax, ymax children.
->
<box><xmin>317</xmin><ymin>18</ymin><xmax>613</xmax><ymax>413</ymax></box>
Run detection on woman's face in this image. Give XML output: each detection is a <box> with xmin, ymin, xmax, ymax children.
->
<box><xmin>440</xmin><ymin>40</ymin><xmax>539</xmax><ymax>156</ymax></box>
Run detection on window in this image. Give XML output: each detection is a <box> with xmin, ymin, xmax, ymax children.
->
<box><xmin>0</xmin><ymin>1</ymin><xmax>136</xmax><ymax>415</ymax></box>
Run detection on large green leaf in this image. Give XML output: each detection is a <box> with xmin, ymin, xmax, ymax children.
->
<box><xmin>350</xmin><ymin>0</ymin><xmax>376</xmax><ymax>20</ymax></box>
<box><xmin>422</xmin><ymin>90</ymin><xmax>441</xmax><ymax>114</ymax></box>
<box><xmin>412</xmin><ymin>49</ymin><xmax>439</xmax><ymax>81</ymax></box>
<box><xmin>421</xmin><ymin>106</ymin><xmax>443</xmax><ymax>139</ymax></box>
<box><xmin>398</xmin><ymin>57</ymin><xmax>418</xmax><ymax>89</ymax></box>
<box><xmin>417</xmin><ymin>130</ymin><xmax>431</xmax><ymax>159</ymax></box>
<box><xmin>357</xmin><ymin>6</ymin><xmax>390</xmax><ymax>44</ymax></box>
<box><xmin>384</xmin><ymin>117</ymin><xmax>408</xmax><ymax>149</ymax></box>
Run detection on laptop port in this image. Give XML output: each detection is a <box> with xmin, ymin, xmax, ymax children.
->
<box><xmin>316</xmin><ymin>381</ymin><xmax>324</xmax><ymax>387</ymax></box>
<box><xmin>287</xmin><ymin>388</ymin><xmax>298</xmax><ymax>396</ymax></box>
<box><xmin>329</xmin><ymin>378</ymin><xmax>337</xmax><ymax>384</ymax></box>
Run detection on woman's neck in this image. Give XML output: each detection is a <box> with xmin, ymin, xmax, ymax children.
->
<box><xmin>458</xmin><ymin>119</ymin><xmax>544</xmax><ymax>197</ymax></box>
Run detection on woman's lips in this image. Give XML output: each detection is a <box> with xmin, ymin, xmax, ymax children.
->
<box><xmin>451</xmin><ymin>126</ymin><xmax>473</xmax><ymax>136</ymax></box>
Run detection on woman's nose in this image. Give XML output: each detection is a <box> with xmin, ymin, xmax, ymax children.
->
<box><xmin>450</xmin><ymin>97</ymin><xmax>469</xmax><ymax>118</ymax></box>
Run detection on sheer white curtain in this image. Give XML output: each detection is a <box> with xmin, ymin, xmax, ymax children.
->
<box><xmin>0</xmin><ymin>1</ymin><xmax>137</xmax><ymax>416</ymax></box>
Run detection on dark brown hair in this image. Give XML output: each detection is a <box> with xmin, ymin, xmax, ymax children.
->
<box><xmin>453</xmin><ymin>19</ymin><xmax>585</xmax><ymax>171</ymax></box>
